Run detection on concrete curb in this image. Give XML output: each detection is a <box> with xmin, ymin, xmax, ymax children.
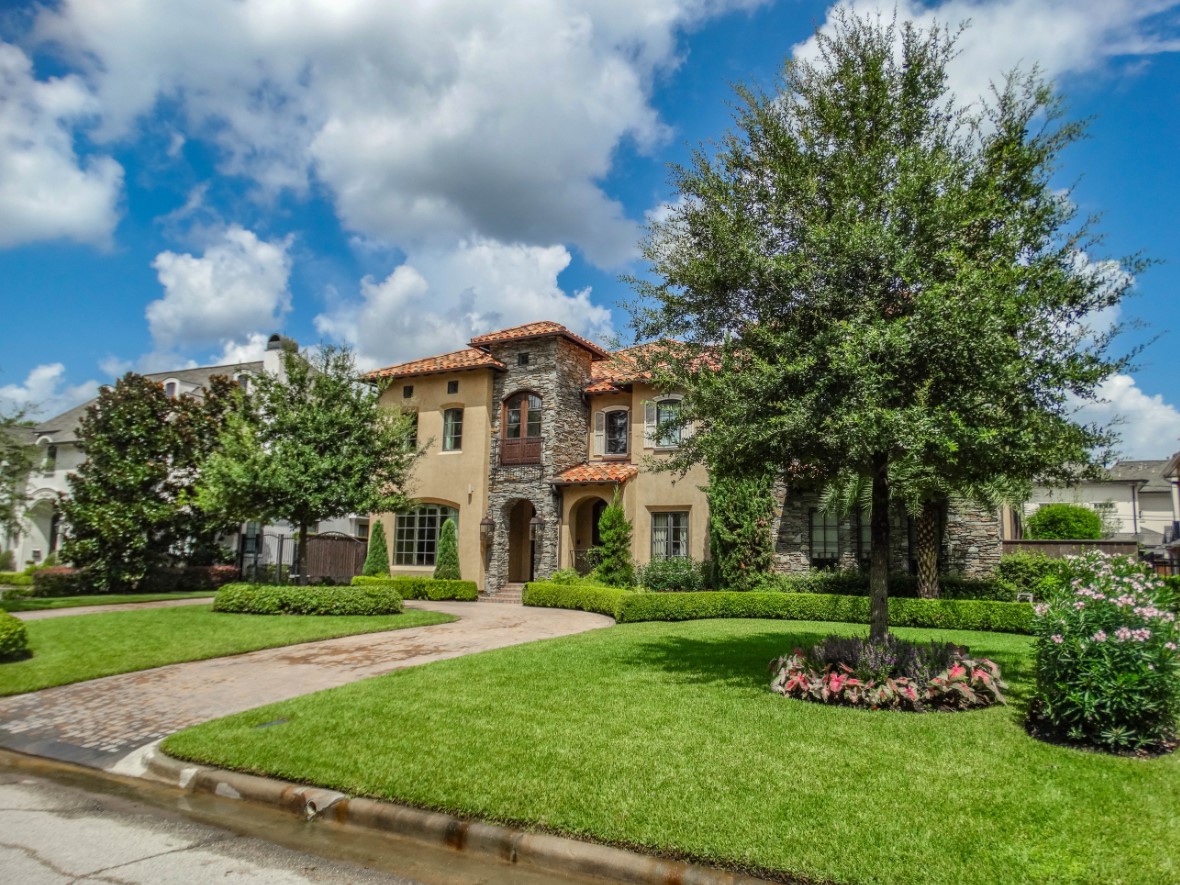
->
<box><xmin>144</xmin><ymin>746</ymin><xmax>773</xmax><ymax>885</ymax></box>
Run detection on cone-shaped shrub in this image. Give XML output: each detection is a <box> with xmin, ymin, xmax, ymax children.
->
<box><xmin>433</xmin><ymin>518</ymin><xmax>461</xmax><ymax>580</ymax></box>
<box><xmin>594</xmin><ymin>492</ymin><xmax>634</xmax><ymax>587</ymax></box>
<box><xmin>363</xmin><ymin>520</ymin><xmax>390</xmax><ymax>577</ymax></box>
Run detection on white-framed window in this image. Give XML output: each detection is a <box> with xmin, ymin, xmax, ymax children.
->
<box><xmin>651</xmin><ymin>511</ymin><xmax>689</xmax><ymax>559</ymax></box>
<box><xmin>394</xmin><ymin>505</ymin><xmax>459</xmax><ymax>566</ymax></box>
<box><xmin>442</xmin><ymin>408</ymin><xmax>463</xmax><ymax>451</ymax></box>
<box><xmin>593</xmin><ymin>407</ymin><xmax>630</xmax><ymax>457</ymax></box>
<box><xmin>810</xmin><ymin>508</ymin><xmax>839</xmax><ymax>569</ymax></box>
<box><xmin>644</xmin><ymin>396</ymin><xmax>684</xmax><ymax>448</ymax></box>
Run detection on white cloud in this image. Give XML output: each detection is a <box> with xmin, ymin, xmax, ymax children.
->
<box><xmin>146</xmin><ymin>225</ymin><xmax>293</xmax><ymax>351</ymax></box>
<box><xmin>315</xmin><ymin>239</ymin><xmax>614</xmax><ymax>370</ymax></box>
<box><xmin>32</xmin><ymin>0</ymin><xmax>764</xmax><ymax>267</ymax></box>
<box><xmin>210</xmin><ymin>332</ymin><xmax>271</xmax><ymax>366</ymax></box>
<box><xmin>0</xmin><ymin>42</ymin><xmax>123</xmax><ymax>248</ymax></box>
<box><xmin>1074</xmin><ymin>374</ymin><xmax>1180</xmax><ymax>460</ymax></box>
<box><xmin>0</xmin><ymin>363</ymin><xmax>99</xmax><ymax>419</ymax></box>
<box><xmin>795</xmin><ymin>1</ymin><xmax>1180</xmax><ymax>109</ymax></box>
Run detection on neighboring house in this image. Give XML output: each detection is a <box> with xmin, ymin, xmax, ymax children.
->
<box><xmin>0</xmin><ymin>335</ymin><xmax>368</xmax><ymax>571</ymax></box>
<box><xmin>1024</xmin><ymin>457</ymin><xmax>1180</xmax><ymax>560</ymax></box>
<box><xmin>366</xmin><ymin>321</ymin><xmax>1010</xmax><ymax>592</ymax></box>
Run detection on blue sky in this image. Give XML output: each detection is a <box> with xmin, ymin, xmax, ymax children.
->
<box><xmin>1</xmin><ymin>0</ymin><xmax>1178</xmax><ymax>458</ymax></box>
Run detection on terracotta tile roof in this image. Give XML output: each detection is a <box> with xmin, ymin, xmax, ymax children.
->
<box><xmin>364</xmin><ymin>348</ymin><xmax>506</xmax><ymax>380</ymax></box>
<box><xmin>585</xmin><ymin>344</ymin><xmax>656</xmax><ymax>392</ymax></box>
<box><xmin>551</xmin><ymin>462</ymin><xmax>639</xmax><ymax>485</ymax></box>
<box><xmin>469</xmin><ymin>321</ymin><xmax>611</xmax><ymax>360</ymax></box>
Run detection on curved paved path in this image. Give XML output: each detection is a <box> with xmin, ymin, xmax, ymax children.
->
<box><xmin>0</xmin><ymin>601</ymin><xmax>612</xmax><ymax>771</ymax></box>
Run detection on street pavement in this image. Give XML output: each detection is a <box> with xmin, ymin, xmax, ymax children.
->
<box><xmin>0</xmin><ymin>600</ymin><xmax>613</xmax><ymax>769</ymax></box>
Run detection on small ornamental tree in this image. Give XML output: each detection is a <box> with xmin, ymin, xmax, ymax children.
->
<box><xmin>1026</xmin><ymin>503</ymin><xmax>1103</xmax><ymax>540</ymax></box>
<box><xmin>199</xmin><ymin>345</ymin><xmax>419</xmax><ymax>583</ymax></box>
<box><xmin>707</xmin><ymin>472</ymin><xmax>775</xmax><ymax>591</ymax></box>
<box><xmin>363</xmin><ymin>520</ymin><xmax>390</xmax><ymax>577</ymax></box>
<box><xmin>1</xmin><ymin>407</ymin><xmax>34</xmax><ymax>543</ymax></box>
<box><xmin>594</xmin><ymin>491</ymin><xmax>634</xmax><ymax>587</ymax></box>
<box><xmin>433</xmin><ymin>517</ymin><xmax>461</xmax><ymax>580</ymax></box>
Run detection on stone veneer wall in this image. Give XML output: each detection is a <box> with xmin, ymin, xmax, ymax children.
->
<box><xmin>484</xmin><ymin>337</ymin><xmax>593</xmax><ymax>591</ymax></box>
<box><xmin>770</xmin><ymin>482</ymin><xmax>1003</xmax><ymax>577</ymax></box>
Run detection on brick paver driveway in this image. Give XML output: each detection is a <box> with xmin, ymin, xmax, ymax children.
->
<box><xmin>0</xmin><ymin>601</ymin><xmax>612</xmax><ymax>770</ymax></box>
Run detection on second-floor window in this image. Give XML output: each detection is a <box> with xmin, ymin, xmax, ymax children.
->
<box><xmin>505</xmin><ymin>393</ymin><xmax>542</xmax><ymax>439</ymax></box>
<box><xmin>443</xmin><ymin>408</ymin><xmax>463</xmax><ymax>451</ymax></box>
<box><xmin>644</xmin><ymin>396</ymin><xmax>683</xmax><ymax>448</ymax></box>
<box><xmin>43</xmin><ymin>444</ymin><xmax>57</xmax><ymax>473</ymax></box>
<box><xmin>594</xmin><ymin>407</ymin><xmax>629</xmax><ymax>457</ymax></box>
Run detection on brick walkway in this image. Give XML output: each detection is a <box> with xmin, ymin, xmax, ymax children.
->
<box><xmin>0</xmin><ymin>601</ymin><xmax>612</xmax><ymax>770</ymax></box>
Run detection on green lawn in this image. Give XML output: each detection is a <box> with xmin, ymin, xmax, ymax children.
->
<box><xmin>0</xmin><ymin>591</ymin><xmax>216</xmax><ymax>612</ymax></box>
<box><xmin>1</xmin><ymin>605</ymin><xmax>455</xmax><ymax>696</ymax></box>
<box><xmin>163</xmin><ymin>619</ymin><xmax>1179</xmax><ymax>885</ymax></box>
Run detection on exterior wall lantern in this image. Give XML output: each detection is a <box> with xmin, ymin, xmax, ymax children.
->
<box><xmin>480</xmin><ymin>516</ymin><xmax>495</xmax><ymax>546</ymax></box>
<box><xmin>529</xmin><ymin>514</ymin><xmax>544</xmax><ymax>541</ymax></box>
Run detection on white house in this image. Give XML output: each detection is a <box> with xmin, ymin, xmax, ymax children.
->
<box><xmin>1</xmin><ymin>335</ymin><xmax>368</xmax><ymax>571</ymax></box>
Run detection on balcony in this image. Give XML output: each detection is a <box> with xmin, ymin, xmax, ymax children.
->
<box><xmin>500</xmin><ymin>436</ymin><xmax>542</xmax><ymax>466</ymax></box>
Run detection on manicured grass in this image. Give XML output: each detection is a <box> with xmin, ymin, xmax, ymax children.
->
<box><xmin>164</xmin><ymin>620</ymin><xmax>1179</xmax><ymax>885</ymax></box>
<box><xmin>1</xmin><ymin>605</ymin><xmax>454</xmax><ymax>696</ymax></box>
<box><xmin>0</xmin><ymin>591</ymin><xmax>216</xmax><ymax>612</ymax></box>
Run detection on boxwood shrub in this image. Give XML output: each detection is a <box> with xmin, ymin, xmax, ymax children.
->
<box><xmin>350</xmin><ymin>575</ymin><xmax>478</xmax><ymax>601</ymax></box>
<box><xmin>213</xmin><ymin>583</ymin><xmax>403</xmax><ymax>616</ymax></box>
<box><xmin>750</xmin><ymin>570</ymin><xmax>1014</xmax><ymax>601</ymax></box>
<box><xmin>0</xmin><ymin>572</ymin><xmax>33</xmax><ymax>587</ymax></box>
<box><xmin>523</xmin><ymin>582</ymin><xmax>1033</xmax><ymax>634</ymax></box>
<box><xmin>0</xmin><ymin>610</ymin><xmax>30</xmax><ymax>660</ymax></box>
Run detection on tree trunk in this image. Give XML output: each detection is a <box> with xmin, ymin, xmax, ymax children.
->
<box><xmin>916</xmin><ymin>501</ymin><xmax>940</xmax><ymax>599</ymax></box>
<box><xmin>297</xmin><ymin>521</ymin><xmax>309</xmax><ymax>586</ymax></box>
<box><xmin>869</xmin><ymin>456</ymin><xmax>890</xmax><ymax>641</ymax></box>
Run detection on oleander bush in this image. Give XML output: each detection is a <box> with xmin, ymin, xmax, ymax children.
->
<box><xmin>994</xmin><ymin>551</ymin><xmax>1066</xmax><ymax>599</ymax></box>
<box><xmin>1028</xmin><ymin>552</ymin><xmax>1180</xmax><ymax>754</ymax></box>
<box><xmin>523</xmin><ymin>582</ymin><xmax>1034</xmax><ymax>633</ymax></box>
<box><xmin>31</xmin><ymin>567</ymin><xmax>89</xmax><ymax>597</ymax></box>
<box><xmin>350</xmin><ymin>575</ymin><xmax>478</xmax><ymax>601</ymax></box>
<box><xmin>0</xmin><ymin>610</ymin><xmax>31</xmax><ymax>660</ymax></box>
<box><xmin>635</xmin><ymin>557</ymin><xmax>708</xmax><ymax>593</ymax></box>
<box><xmin>770</xmin><ymin>633</ymin><xmax>1006</xmax><ymax>712</ymax></box>
<box><xmin>213</xmin><ymin>583</ymin><xmax>403</xmax><ymax>616</ymax></box>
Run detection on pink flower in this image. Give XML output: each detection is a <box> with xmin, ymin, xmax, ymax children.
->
<box><xmin>1092</xmin><ymin>631</ymin><xmax>1107</xmax><ymax>643</ymax></box>
<box><xmin>1051</xmin><ymin>634</ymin><xmax>1064</xmax><ymax>644</ymax></box>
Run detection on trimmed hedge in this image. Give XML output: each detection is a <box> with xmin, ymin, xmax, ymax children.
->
<box><xmin>350</xmin><ymin>575</ymin><xmax>479</xmax><ymax>601</ymax></box>
<box><xmin>0</xmin><ymin>610</ymin><xmax>30</xmax><ymax>660</ymax></box>
<box><xmin>522</xmin><ymin>582</ymin><xmax>1034</xmax><ymax>634</ymax></box>
<box><xmin>31</xmin><ymin>567</ymin><xmax>89</xmax><ymax>597</ymax></box>
<box><xmin>751</xmin><ymin>570</ymin><xmax>1015</xmax><ymax>601</ymax></box>
<box><xmin>0</xmin><ymin>572</ymin><xmax>33</xmax><ymax>587</ymax></box>
<box><xmin>521</xmin><ymin>582</ymin><xmax>629</xmax><ymax>618</ymax></box>
<box><xmin>213</xmin><ymin>583</ymin><xmax>403</xmax><ymax>616</ymax></box>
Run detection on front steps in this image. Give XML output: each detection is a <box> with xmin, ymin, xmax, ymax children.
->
<box><xmin>480</xmin><ymin>582</ymin><xmax>524</xmax><ymax>604</ymax></box>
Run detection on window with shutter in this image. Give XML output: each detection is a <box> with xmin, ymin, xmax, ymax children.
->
<box><xmin>593</xmin><ymin>410</ymin><xmax>605</xmax><ymax>456</ymax></box>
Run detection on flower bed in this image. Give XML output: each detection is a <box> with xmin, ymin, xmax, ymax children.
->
<box><xmin>770</xmin><ymin>633</ymin><xmax>1006</xmax><ymax>712</ymax></box>
<box><xmin>1027</xmin><ymin>552</ymin><xmax>1179</xmax><ymax>754</ymax></box>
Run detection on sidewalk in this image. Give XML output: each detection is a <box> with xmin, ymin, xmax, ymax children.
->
<box><xmin>0</xmin><ymin>601</ymin><xmax>613</xmax><ymax>769</ymax></box>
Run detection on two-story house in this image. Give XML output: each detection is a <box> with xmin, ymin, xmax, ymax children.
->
<box><xmin>366</xmin><ymin>321</ymin><xmax>1008</xmax><ymax>592</ymax></box>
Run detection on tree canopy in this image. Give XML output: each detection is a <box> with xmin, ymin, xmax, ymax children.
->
<box><xmin>198</xmin><ymin>345</ymin><xmax>418</xmax><ymax>581</ymax></box>
<box><xmin>0</xmin><ymin>408</ymin><xmax>34</xmax><ymax>548</ymax></box>
<box><xmin>60</xmin><ymin>373</ymin><xmax>241</xmax><ymax>590</ymax></box>
<box><xmin>629</xmin><ymin>10</ymin><xmax>1137</xmax><ymax>638</ymax></box>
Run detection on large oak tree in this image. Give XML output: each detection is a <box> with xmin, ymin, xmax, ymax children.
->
<box><xmin>629</xmin><ymin>10</ymin><xmax>1136</xmax><ymax>639</ymax></box>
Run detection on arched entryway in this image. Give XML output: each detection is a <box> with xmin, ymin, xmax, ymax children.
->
<box><xmin>506</xmin><ymin>499</ymin><xmax>537</xmax><ymax>583</ymax></box>
<box><xmin>569</xmin><ymin>495</ymin><xmax>609</xmax><ymax>575</ymax></box>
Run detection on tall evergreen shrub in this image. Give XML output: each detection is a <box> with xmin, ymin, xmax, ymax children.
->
<box><xmin>594</xmin><ymin>492</ymin><xmax>634</xmax><ymax>587</ymax></box>
<box><xmin>708</xmin><ymin>473</ymin><xmax>776</xmax><ymax>590</ymax></box>
<box><xmin>363</xmin><ymin>520</ymin><xmax>390</xmax><ymax>577</ymax></box>
<box><xmin>433</xmin><ymin>518</ymin><xmax>461</xmax><ymax>580</ymax></box>
<box><xmin>1026</xmin><ymin>504</ymin><xmax>1103</xmax><ymax>540</ymax></box>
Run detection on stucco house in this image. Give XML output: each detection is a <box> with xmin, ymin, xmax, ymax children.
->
<box><xmin>366</xmin><ymin>321</ymin><xmax>1011</xmax><ymax>593</ymax></box>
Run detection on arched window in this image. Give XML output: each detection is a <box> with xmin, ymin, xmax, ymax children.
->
<box><xmin>394</xmin><ymin>505</ymin><xmax>459</xmax><ymax>566</ymax></box>
<box><xmin>443</xmin><ymin>408</ymin><xmax>463</xmax><ymax>451</ymax></box>
<box><xmin>594</xmin><ymin>407</ymin><xmax>629</xmax><ymax>457</ymax></box>
<box><xmin>644</xmin><ymin>396</ymin><xmax>683</xmax><ymax>448</ymax></box>
<box><xmin>163</xmin><ymin>380</ymin><xmax>178</xmax><ymax>398</ymax></box>
<box><xmin>501</xmin><ymin>392</ymin><xmax>542</xmax><ymax>465</ymax></box>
